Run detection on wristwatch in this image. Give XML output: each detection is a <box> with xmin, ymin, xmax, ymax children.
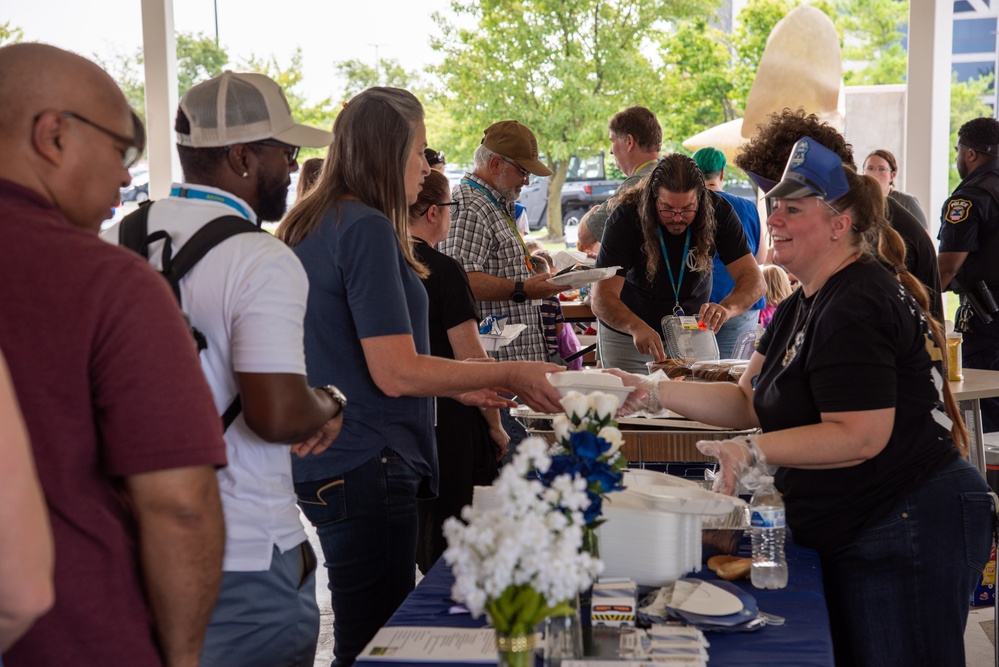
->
<box><xmin>511</xmin><ymin>280</ymin><xmax>528</xmax><ymax>304</ymax></box>
<box><xmin>318</xmin><ymin>384</ymin><xmax>347</xmax><ymax>413</ymax></box>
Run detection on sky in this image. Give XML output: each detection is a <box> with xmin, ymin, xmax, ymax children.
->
<box><xmin>6</xmin><ymin>0</ymin><xmax>454</xmax><ymax>104</ymax></box>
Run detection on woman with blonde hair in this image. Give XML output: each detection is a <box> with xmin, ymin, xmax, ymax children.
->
<box><xmin>277</xmin><ymin>87</ymin><xmax>562</xmax><ymax>665</ymax></box>
<box><xmin>758</xmin><ymin>263</ymin><xmax>793</xmax><ymax>328</ymax></box>
<box><xmin>614</xmin><ymin>138</ymin><xmax>992</xmax><ymax>667</ymax></box>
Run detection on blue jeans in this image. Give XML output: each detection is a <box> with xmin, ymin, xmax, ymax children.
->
<box><xmin>200</xmin><ymin>542</ymin><xmax>320</xmax><ymax>667</ymax></box>
<box><xmin>819</xmin><ymin>456</ymin><xmax>993</xmax><ymax>667</ymax></box>
<box><xmin>295</xmin><ymin>449</ymin><xmax>421</xmax><ymax>667</ymax></box>
<box><xmin>714</xmin><ymin>309</ymin><xmax>759</xmax><ymax>359</ymax></box>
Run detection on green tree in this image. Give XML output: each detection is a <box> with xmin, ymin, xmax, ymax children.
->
<box><xmin>243</xmin><ymin>49</ymin><xmax>337</xmax><ymax>158</ymax></box>
<box><xmin>647</xmin><ymin>19</ymin><xmax>736</xmax><ymax>153</ymax></box>
<box><xmin>432</xmin><ymin>0</ymin><xmax>710</xmax><ymax>239</ymax></box>
<box><xmin>335</xmin><ymin>57</ymin><xmax>420</xmax><ymax>99</ymax></box>
<box><xmin>176</xmin><ymin>33</ymin><xmax>229</xmax><ymax>95</ymax></box>
<box><xmin>0</xmin><ymin>21</ymin><xmax>24</xmax><ymax>46</ymax></box>
<box><xmin>949</xmin><ymin>74</ymin><xmax>994</xmax><ymax>191</ymax></box>
<box><xmin>838</xmin><ymin>0</ymin><xmax>908</xmax><ymax>85</ymax></box>
<box><xmin>729</xmin><ymin>0</ymin><xmax>797</xmax><ymax>109</ymax></box>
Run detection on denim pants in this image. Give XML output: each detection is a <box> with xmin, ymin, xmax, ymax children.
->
<box><xmin>819</xmin><ymin>456</ymin><xmax>993</xmax><ymax>667</ymax></box>
<box><xmin>199</xmin><ymin>542</ymin><xmax>320</xmax><ymax>667</ymax></box>
<box><xmin>295</xmin><ymin>449</ymin><xmax>422</xmax><ymax>667</ymax></box>
<box><xmin>714</xmin><ymin>309</ymin><xmax>759</xmax><ymax>359</ymax></box>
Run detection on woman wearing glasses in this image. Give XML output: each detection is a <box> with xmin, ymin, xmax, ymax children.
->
<box><xmin>276</xmin><ymin>88</ymin><xmax>562</xmax><ymax>666</ymax></box>
<box><xmin>406</xmin><ymin>170</ymin><xmax>507</xmax><ymax>574</ymax></box>
<box><xmin>863</xmin><ymin>149</ymin><xmax>928</xmax><ymax>230</ymax></box>
<box><xmin>592</xmin><ymin>153</ymin><xmax>765</xmax><ymax>373</ymax></box>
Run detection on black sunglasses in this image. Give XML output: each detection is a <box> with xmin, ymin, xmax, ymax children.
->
<box><xmin>250</xmin><ymin>139</ymin><xmax>300</xmax><ymax>165</ymax></box>
<box><xmin>58</xmin><ymin>111</ymin><xmax>144</xmax><ymax>169</ymax></box>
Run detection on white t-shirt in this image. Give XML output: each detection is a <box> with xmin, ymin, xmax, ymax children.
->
<box><xmin>102</xmin><ymin>183</ymin><xmax>309</xmax><ymax>571</ymax></box>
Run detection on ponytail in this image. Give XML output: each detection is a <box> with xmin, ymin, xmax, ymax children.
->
<box><xmin>834</xmin><ymin>171</ymin><xmax>969</xmax><ymax>454</ymax></box>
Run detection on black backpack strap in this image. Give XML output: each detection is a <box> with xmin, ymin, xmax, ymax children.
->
<box><xmin>167</xmin><ymin>215</ymin><xmax>261</xmax><ymax>432</ymax></box>
<box><xmin>222</xmin><ymin>395</ymin><xmax>243</xmax><ymax>431</ymax></box>
<box><xmin>118</xmin><ymin>201</ymin><xmax>153</xmax><ymax>257</ymax></box>
<box><xmin>162</xmin><ymin>215</ymin><xmax>262</xmax><ymax>302</ymax></box>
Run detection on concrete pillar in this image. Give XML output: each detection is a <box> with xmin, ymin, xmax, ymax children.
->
<box><xmin>140</xmin><ymin>0</ymin><xmax>180</xmax><ymax>199</ymax></box>
<box><xmin>905</xmin><ymin>0</ymin><xmax>954</xmax><ymax>239</ymax></box>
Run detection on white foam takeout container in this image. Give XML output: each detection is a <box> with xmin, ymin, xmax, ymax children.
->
<box><xmin>547</xmin><ymin>370</ymin><xmax>635</xmax><ymax>404</ymax></box>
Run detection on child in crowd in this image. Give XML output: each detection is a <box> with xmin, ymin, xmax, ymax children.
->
<box><xmin>759</xmin><ymin>264</ymin><xmax>794</xmax><ymax>328</ymax></box>
<box><xmin>533</xmin><ymin>251</ymin><xmax>583</xmax><ymax>369</ymax></box>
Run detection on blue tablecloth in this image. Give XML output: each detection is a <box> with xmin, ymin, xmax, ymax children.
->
<box><xmin>356</xmin><ymin>538</ymin><xmax>833</xmax><ymax>666</ymax></box>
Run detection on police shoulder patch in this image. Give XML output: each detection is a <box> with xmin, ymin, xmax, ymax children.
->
<box><xmin>946</xmin><ymin>199</ymin><xmax>972</xmax><ymax>224</ymax></box>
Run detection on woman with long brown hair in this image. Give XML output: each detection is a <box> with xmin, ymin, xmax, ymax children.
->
<box><xmin>276</xmin><ymin>88</ymin><xmax>561</xmax><ymax>666</ymax></box>
<box><xmin>614</xmin><ymin>138</ymin><xmax>992</xmax><ymax>667</ymax></box>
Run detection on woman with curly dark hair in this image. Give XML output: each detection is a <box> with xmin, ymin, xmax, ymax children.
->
<box><xmin>591</xmin><ymin>153</ymin><xmax>765</xmax><ymax>372</ymax></box>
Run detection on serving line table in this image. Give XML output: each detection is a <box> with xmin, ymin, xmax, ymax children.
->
<box><xmin>356</xmin><ymin>539</ymin><xmax>833</xmax><ymax>666</ymax></box>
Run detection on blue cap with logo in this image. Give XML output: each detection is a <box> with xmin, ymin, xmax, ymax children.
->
<box><xmin>764</xmin><ymin>136</ymin><xmax>849</xmax><ymax>201</ymax></box>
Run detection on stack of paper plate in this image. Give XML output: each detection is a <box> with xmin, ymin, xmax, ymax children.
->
<box><xmin>598</xmin><ymin>472</ymin><xmax>745</xmax><ymax>586</ymax></box>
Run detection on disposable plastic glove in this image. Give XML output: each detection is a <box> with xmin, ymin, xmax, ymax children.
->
<box><xmin>696</xmin><ymin>436</ymin><xmax>769</xmax><ymax>496</ymax></box>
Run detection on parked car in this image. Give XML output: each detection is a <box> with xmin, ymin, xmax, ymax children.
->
<box><xmin>120</xmin><ymin>166</ymin><xmax>149</xmax><ymax>203</ymax></box>
<box><xmin>517</xmin><ymin>152</ymin><xmax>623</xmax><ymax>232</ymax></box>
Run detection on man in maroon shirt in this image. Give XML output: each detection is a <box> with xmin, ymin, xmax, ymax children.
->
<box><xmin>0</xmin><ymin>43</ymin><xmax>227</xmax><ymax>667</ymax></box>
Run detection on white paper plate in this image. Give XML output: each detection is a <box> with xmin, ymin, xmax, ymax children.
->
<box><xmin>551</xmin><ymin>266</ymin><xmax>621</xmax><ymax>289</ymax></box>
<box><xmin>671</xmin><ymin>580</ymin><xmax>744</xmax><ymax>616</ymax></box>
<box><xmin>479</xmin><ymin>323</ymin><xmax>527</xmax><ymax>352</ymax></box>
<box><xmin>551</xmin><ymin>249</ymin><xmax>595</xmax><ymax>270</ymax></box>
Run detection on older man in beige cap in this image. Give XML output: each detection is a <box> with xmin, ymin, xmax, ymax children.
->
<box><xmin>441</xmin><ymin>120</ymin><xmax>572</xmax><ymax>448</ymax></box>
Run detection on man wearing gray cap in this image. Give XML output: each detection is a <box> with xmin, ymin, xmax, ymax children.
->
<box><xmin>105</xmin><ymin>71</ymin><xmax>345</xmax><ymax>667</ymax></box>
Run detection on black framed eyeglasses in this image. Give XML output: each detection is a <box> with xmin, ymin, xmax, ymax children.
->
<box><xmin>251</xmin><ymin>139</ymin><xmax>300</xmax><ymax>166</ymax></box>
<box><xmin>59</xmin><ymin>111</ymin><xmax>144</xmax><ymax>168</ymax></box>
<box><xmin>420</xmin><ymin>201</ymin><xmax>460</xmax><ymax>216</ymax></box>
<box><xmin>656</xmin><ymin>206</ymin><xmax>698</xmax><ymax>220</ymax></box>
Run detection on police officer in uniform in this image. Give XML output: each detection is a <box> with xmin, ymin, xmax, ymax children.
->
<box><xmin>939</xmin><ymin>116</ymin><xmax>999</xmax><ymax>431</ymax></box>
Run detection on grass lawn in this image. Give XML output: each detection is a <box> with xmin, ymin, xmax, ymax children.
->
<box><xmin>525</xmin><ymin>228</ymin><xmax>571</xmax><ymax>254</ymax></box>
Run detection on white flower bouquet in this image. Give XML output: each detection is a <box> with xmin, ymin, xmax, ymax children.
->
<box><xmin>442</xmin><ymin>438</ymin><xmax>603</xmax><ymax>646</ymax></box>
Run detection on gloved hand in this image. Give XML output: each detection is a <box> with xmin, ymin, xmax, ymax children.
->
<box><xmin>696</xmin><ymin>436</ymin><xmax>769</xmax><ymax>496</ymax></box>
<box><xmin>603</xmin><ymin>368</ymin><xmax>668</xmax><ymax>417</ymax></box>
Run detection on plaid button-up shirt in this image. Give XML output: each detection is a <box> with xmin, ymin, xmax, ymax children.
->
<box><xmin>441</xmin><ymin>173</ymin><xmax>547</xmax><ymax>362</ymax></box>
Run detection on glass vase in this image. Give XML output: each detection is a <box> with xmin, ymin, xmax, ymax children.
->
<box><xmin>495</xmin><ymin>631</ymin><xmax>536</xmax><ymax>667</ymax></box>
<box><xmin>545</xmin><ymin>598</ymin><xmax>584</xmax><ymax>666</ymax></box>
<box><xmin>579</xmin><ymin>525</ymin><xmax>600</xmax><ymax>609</ymax></box>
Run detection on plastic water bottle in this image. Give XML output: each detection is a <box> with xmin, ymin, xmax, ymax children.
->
<box><xmin>750</xmin><ymin>475</ymin><xmax>788</xmax><ymax>590</ymax></box>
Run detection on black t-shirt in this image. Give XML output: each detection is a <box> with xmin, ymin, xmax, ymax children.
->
<box><xmin>755</xmin><ymin>259</ymin><xmax>957</xmax><ymax>556</ymax></box>
<box><xmin>413</xmin><ymin>238</ymin><xmax>480</xmax><ymax>360</ymax></box>
<box><xmin>595</xmin><ymin>191</ymin><xmax>750</xmax><ymax>335</ymax></box>
<box><xmin>886</xmin><ymin>197</ymin><xmax>943</xmax><ymax>320</ymax></box>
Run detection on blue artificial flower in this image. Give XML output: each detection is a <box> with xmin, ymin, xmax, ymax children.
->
<box><xmin>583</xmin><ymin>491</ymin><xmax>603</xmax><ymax>525</ymax></box>
<box><xmin>587</xmin><ymin>461</ymin><xmax>624</xmax><ymax>494</ymax></box>
<box><xmin>569</xmin><ymin>431</ymin><xmax>611</xmax><ymax>461</ymax></box>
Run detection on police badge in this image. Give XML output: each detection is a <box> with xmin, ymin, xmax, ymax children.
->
<box><xmin>946</xmin><ymin>199</ymin><xmax>972</xmax><ymax>224</ymax></box>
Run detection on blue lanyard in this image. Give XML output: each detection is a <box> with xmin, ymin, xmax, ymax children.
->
<box><xmin>461</xmin><ymin>178</ymin><xmax>535</xmax><ymax>272</ymax></box>
<box><xmin>170</xmin><ymin>186</ymin><xmax>252</xmax><ymax>220</ymax></box>
<box><xmin>658</xmin><ymin>226</ymin><xmax>691</xmax><ymax>316</ymax></box>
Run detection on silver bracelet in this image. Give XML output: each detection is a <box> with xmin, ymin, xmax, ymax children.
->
<box><xmin>645</xmin><ymin>380</ymin><xmax>661</xmax><ymax>414</ymax></box>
